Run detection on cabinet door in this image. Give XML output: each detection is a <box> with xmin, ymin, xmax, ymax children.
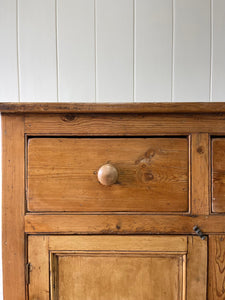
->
<box><xmin>28</xmin><ymin>235</ymin><xmax>207</xmax><ymax>300</ymax></box>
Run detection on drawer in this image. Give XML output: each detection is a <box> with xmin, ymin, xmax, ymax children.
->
<box><xmin>212</xmin><ymin>138</ymin><xmax>225</xmax><ymax>212</ymax></box>
<box><xmin>27</xmin><ymin>137</ymin><xmax>189</xmax><ymax>212</ymax></box>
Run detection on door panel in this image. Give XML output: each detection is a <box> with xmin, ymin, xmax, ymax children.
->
<box><xmin>54</xmin><ymin>254</ymin><xmax>183</xmax><ymax>300</ymax></box>
<box><xmin>28</xmin><ymin>235</ymin><xmax>207</xmax><ymax>300</ymax></box>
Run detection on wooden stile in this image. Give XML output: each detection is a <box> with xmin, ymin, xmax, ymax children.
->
<box><xmin>2</xmin><ymin>114</ymin><xmax>26</xmax><ymax>299</ymax></box>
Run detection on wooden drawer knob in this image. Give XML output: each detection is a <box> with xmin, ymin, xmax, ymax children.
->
<box><xmin>97</xmin><ymin>164</ymin><xmax>118</xmax><ymax>186</ymax></box>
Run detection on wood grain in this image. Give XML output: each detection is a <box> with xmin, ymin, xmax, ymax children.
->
<box><xmin>212</xmin><ymin>138</ymin><xmax>225</xmax><ymax>212</ymax></box>
<box><xmin>208</xmin><ymin>235</ymin><xmax>225</xmax><ymax>299</ymax></box>
<box><xmin>47</xmin><ymin>235</ymin><xmax>187</xmax><ymax>252</ymax></box>
<box><xmin>3</xmin><ymin>105</ymin><xmax>225</xmax><ymax>299</ymax></box>
<box><xmin>28</xmin><ymin>236</ymin><xmax>49</xmax><ymax>300</ymax></box>
<box><xmin>191</xmin><ymin>133</ymin><xmax>210</xmax><ymax>214</ymax></box>
<box><xmin>187</xmin><ymin>236</ymin><xmax>207</xmax><ymax>299</ymax></box>
<box><xmin>25</xmin><ymin>214</ymin><xmax>225</xmax><ymax>234</ymax></box>
<box><xmin>2</xmin><ymin>114</ymin><xmax>25</xmax><ymax>299</ymax></box>
<box><xmin>28</xmin><ymin>235</ymin><xmax>208</xmax><ymax>299</ymax></box>
<box><xmin>1</xmin><ymin>102</ymin><xmax>225</xmax><ymax>113</ymax></box>
<box><xmin>29</xmin><ymin>235</ymin><xmax>188</xmax><ymax>300</ymax></box>
<box><xmin>24</xmin><ymin>113</ymin><xmax>225</xmax><ymax>135</ymax></box>
<box><xmin>56</xmin><ymin>254</ymin><xmax>183</xmax><ymax>300</ymax></box>
<box><xmin>27</xmin><ymin>137</ymin><xmax>189</xmax><ymax>212</ymax></box>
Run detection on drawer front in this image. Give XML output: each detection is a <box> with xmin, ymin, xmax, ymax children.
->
<box><xmin>212</xmin><ymin>138</ymin><xmax>225</xmax><ymax>212</ymax></box>
<box><xmin>27</xmin><ymin>137</ymin><xmax>189</xmax><ymax>212</ymax></box>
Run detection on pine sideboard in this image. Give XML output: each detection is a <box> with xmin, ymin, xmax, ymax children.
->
<box><xmin>2</xmin><ymin>103</ymin><xmax>225</xmax><ymax>299</ymax></box>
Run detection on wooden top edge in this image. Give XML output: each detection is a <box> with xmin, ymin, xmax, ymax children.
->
<box><xmin>1</xmin><ymin>102</ymin><xmax>225</xmax><ymax>113</ymax></box>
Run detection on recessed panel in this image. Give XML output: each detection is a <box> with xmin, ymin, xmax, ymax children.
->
<box><xmin>52</xmin><ymin>253</ymin><xmax>184</xmax><ymax>300</ymax></box>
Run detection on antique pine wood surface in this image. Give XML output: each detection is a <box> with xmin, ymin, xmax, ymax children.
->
<box><xmin>28</xmin><ymin>236</ymin><xmax>49</xmax><ymax>300</ymax></box>
<box><xmin>24</xmin><ymin>113</ymin><xmax>225</xmax><ymax>135</ymax></box>
<box><xmin>212</xmin><ymin>138</ymin><xmax>225</xmax><ymax>213</ymax></box>
<box><xmin>27</xmin><ymin>137</ymin><xmax>188</xmax><ymax>213</ymax></box>
<box><xmin>28</xmin><ymin>235</ymin><xmax>187</xmax><ymax>300</ymax></box>
<box><xmin>187</xmin><ymin>236</ymin><xmax>207</xmax><ymax>300</ymax></box>
<box><xmin>191</xmin><ymin>133</ymin><xmax>210</xmax><ymax>215</ymax></box>
<box><xmin>55</xmin><ymin>254</ymin><xmax>183</xmax><ymax>299</ymax></box>
<box><xmin>2</xmin><ymin>104</ymin><xmax>225</xmax><ymax>300</ymax></box>
<box><xmin>28</xmin><ymin>235</ymin><xmax>207</xmax><ymax>300</ymax></box>
<box><xmin>208</xmin><ymin>235</ymin><xmax>225</xmax><ymax>299</ymax></box>
<box><xmin>25</xmin><ymin>214</ymin><xmax>225</xmax><ymax>234</ymax></box>
<box><xmin>1</xmin><ymin>102</ymin><xmax>225</xmax><ymax>113</ymax></box>
<box><xmin>46</xmin><ymin>235</ymin><xmax>187</xmax><ymax>251</ymax></box>
<box><xmin>2</xmin><ymin>114</ymin><xmax>26</xmax><ymax>300</ymax></box>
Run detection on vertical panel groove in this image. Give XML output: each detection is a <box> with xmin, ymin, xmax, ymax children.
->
<box><xmin>212</xmin><ymin>0</ymin><xmax>225</xmax><ymax>101</ymax></box>
<box><xmin>210</xmin><ymin>0</ymin><xmax>213</xmax><ymax>102</ymax></box>
<box><xmin>133</xmin><ymin>0</ymin><xmax>136</xmax><ymax>102</ymax></box>
<box><xmin>94</xmin><ymin>0</ymin><xmax>97</xmax><ymax>103</ymax></box>
<box><xmin>55</xmin><ymin>0</ymin><xmax>59</xmax><ymax>102</ymax></box>
<box><xmin>171</xmin><ymin>0</ymin><xmax>175</xmax><ymax>102</ymax></box>
<box><xmin>16</xmin><ymin>0</ymin><xmax>20</xmax><ymax>102</ymax></box>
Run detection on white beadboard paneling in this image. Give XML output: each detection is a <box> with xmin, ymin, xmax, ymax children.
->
<box><xmin>18</xmin><ymin>0</ymin><xmax>57</xmax><ymax>102</ymax></box>
<box><xmin>96</xmin><ymin>0</ymin><xmax>133</xmax><ymax>102</ymax></box>
<box><xmin>173</xmin><ymin>0</ymin><xmax>210</xmax><ymax>102</ymax></box>
<box><xmin>135</xmin><ymin>0</ymin><xmax>172</xmax><ymax>102</ymax></box>
<box><xmin>0</xmin><ymin>0</ymin><xmax>18</xmax><ymax>102</ymax></box>
<box><xmin>57</xmin><ymin>0</ymin><xmax>95</xmax><ymax>102</ymax></box>
<box><xmin>212</xmin><ymin>0</ymin><xmax>225</xmax><ymax>101</ymax></box>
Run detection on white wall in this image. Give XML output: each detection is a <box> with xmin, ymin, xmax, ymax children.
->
<box><xmin>1</xmin><ymin>0</ymin><xmax>225</xmax><ymax>103</ymax></box>
<box><xmin>1</xmin><ymin>0</ymin><xmax>225</xmax><ymax>298</ymax></box>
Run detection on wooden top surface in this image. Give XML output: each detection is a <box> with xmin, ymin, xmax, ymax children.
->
<box><xmin>1</xmin><ymin>102</ymin><xmax>225</xmax><ymax>113</ymax></box>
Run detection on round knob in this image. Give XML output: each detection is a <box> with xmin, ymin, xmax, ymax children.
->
<box><xmin>97</xmin><ymin>164</ymin><xmax>118</xmax><ymax>186</ymax></box>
